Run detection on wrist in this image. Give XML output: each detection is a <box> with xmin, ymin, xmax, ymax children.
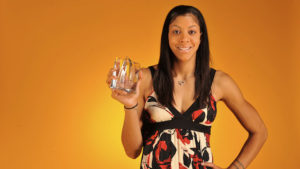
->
<box><xmin>228</xmin><ymin>159</ymin><xmax>245</xmax><ymax>169</ymax></box>
<box><xmin>124</xmin><ymin>102</ymin><xmax>138</xmax><ymax>110</ymax></box>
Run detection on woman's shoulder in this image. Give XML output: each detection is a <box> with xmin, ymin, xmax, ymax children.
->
<box><xmin>211</xmin><ymin>68</ymin><xmax>240</xmax><ymax>102</ymax></box>
<box><xmin>139</xmin><ymin>65</ymin><xmax>157</xmax><ymax>99</ymax></box>
<box><xmin>139</xmin><ymin>64</ymin><xmax>158</xmax><ymax>79</ymax></box>
<box><xmin>147</xmin><ymin>64</ymin><xmax>158</xmax><ymax>71</ymax></box>
<box><xmin>140</xmin><ymin>64</ymin><xmax>158</xmax><ymax>80</ymax></box>
<box><xmin>213</xmin><ymin>69</ymin><xmax>236</xmax><ymax>87</ymax></box>
<box><xmin>213</xmin><ymin>68</ymin><xmax>227</xmax><ymax>79</ymax></box>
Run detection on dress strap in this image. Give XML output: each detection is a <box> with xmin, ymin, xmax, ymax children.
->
<box><xmin>148</xmin><ymin>65</ymin><xmax>156</xmax><ymax>78</ymax></box>
<box><xmin>209</xmin><ymin>68</ymin><xmax>216</xmax><ymax>88</ymax></box>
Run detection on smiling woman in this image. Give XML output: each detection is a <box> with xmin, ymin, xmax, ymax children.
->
<box><xmin>106</xmin><ymin>5</ymin><xmax>268</xmax><ymax>169</ymax></box>
<box><xmin>168</xmin><ymin>14</ymin><xmax>201</xmax><ymax>62</ymax></box>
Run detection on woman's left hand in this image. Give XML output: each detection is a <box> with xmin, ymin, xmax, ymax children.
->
<box><xmin>201</xmin><ymin>162</ymin><xmax>226</xmax><ymax>169</ymax></box>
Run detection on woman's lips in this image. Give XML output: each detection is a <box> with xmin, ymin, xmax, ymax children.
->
<box><xmin>177</xmin><ymin>46</ymin><xmax>192</xmax><ymax>52</ymax></box>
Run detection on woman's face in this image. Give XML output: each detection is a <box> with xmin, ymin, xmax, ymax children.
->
<box><xmin>168</xmin><ymin>14</ymin><xmax>201</xmax><ymax>62</ymax></box>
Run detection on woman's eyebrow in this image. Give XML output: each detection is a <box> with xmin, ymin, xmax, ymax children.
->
<box><xmin>171</xmin><ymin>24</ymin><xmax>197</xmax><ymax>28</ymax></box>
<box><xmin>189</xmin><ymin>25</ymin><xmax>197</xmax><ymax>28</ymax></box>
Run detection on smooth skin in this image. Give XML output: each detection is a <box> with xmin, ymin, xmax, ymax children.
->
<box><xmin>106</xmin><ymin>14</ymin><xmax>268</xmax><ymax>169</ymax></box>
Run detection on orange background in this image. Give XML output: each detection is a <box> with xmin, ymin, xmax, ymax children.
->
<box><xmin>0</xmin><ymin>0</ymin><xmax>299</xmax><ymax>168</ymax></box>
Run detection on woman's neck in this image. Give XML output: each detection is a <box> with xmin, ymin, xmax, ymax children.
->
<box><xmin>172</xmin><ymin>58</ymin><xmax>196</xmax><ymax>80</ymax></box>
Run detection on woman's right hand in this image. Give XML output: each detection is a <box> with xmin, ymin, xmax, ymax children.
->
<box><xmin>106</xmin><ymin>68</ymin><xmax>143</xmax><ymax>108</ymax></box>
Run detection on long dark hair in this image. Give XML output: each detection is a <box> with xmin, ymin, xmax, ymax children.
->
<box><xmin>153</xmin><ymin>5</ymin><xmax>212</xmax><ymax>108</ymax></box>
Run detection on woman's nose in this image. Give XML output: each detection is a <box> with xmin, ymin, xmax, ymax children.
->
<box><xmin>180</xmin><ymin>32</ymin><xmax>189</xmax><ymax>43</ymax></box>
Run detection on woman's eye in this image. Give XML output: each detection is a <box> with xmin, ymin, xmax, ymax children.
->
<box><xmin>189</xmin><ymin>30</ymin><xmax>196</xmax><ymax>34</ymax></box>
<box><xmin>173</xmin><ymin>30</ymin><xmax>180</xmax><ymax>34</ymax></box>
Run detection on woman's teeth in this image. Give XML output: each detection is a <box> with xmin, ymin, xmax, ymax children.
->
<box><xmin>178</xmin><ymin>47</ymin><xmax>191</xmax><ymax>51</ymax></box>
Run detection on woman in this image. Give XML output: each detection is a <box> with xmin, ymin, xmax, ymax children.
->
<box><xmin>106</xmin><ymin>5</ymin><xmax>268</xmax><ymax>169</ymax></box>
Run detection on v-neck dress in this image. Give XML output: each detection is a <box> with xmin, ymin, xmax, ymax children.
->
<box><xmin>140</xmin><ymin>66</ymin><xmax>217</xmax><ymax>169</ymax></box>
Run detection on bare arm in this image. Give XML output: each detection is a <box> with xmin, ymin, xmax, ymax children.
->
<box><xmin>219</xmin><ymin>70</ymin><xmax>268</xmax><ymax>169</ymax></box>
<box><xmin>108</xmin><ymin>68</ymin><xmax>149</xmax><ymax>159</ymax></box>
<box><xmin>120</xmin><ymin>86</ymin><xmax>145</xmax><ymax>159</ymax></box>
<box><xmin>202</xmin><ymin>70</ymin><xmax>268</xmax><ymax>169</ymax></box>
<box><xmin>121</xmin><ymin>106</ymin><xmax>144</xmax><ymax>159</ymax></box>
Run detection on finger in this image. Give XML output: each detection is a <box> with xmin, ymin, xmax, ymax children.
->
<box><xmin>107</xmin><ymin>68</ymin><xmax>113</xmax><ymax>78</ymax></box>
<box><xmin>107</xmin><ymin>68</ymin><xmax>118</xmax><ymax>79</ymax></box>
<box><xmin>106</xmin><ymin>76</ymin><xmax>117</xmax><ymax>86</ymax></box>
<box><xmin>132</xmin><ymin>70</ymin><xmax>143</xmax><ymax>96</ymax></box>
<box><xmin>138</xmin><ymin>69</ymin><xmax>143</xmax><ymax>80</ymax></box>
<box><xmin>106</xmin><ymin>68</ymin><xmax>113</xmax><ymax>86</ymax></box>
<box><xmin>111</xmin><ymin>90</ymin><xmax>118</xmax><ymax>99</ymax></box>
<box><xmin>111</xmin><ymin>89</ymin><xmax>124</xmax><ymax>99</ymax></box>
<box><xmin>114</xmin><ymin>89</ymin><xmax>128</xmax><ymax>96</ymax></box>
<box><xmin>201</xmin><ymin>162</ymin><xmax>215</xmax><ymax>168</ymax></box>
<box><xmin>106</xmin><ymin>68</ymin><xmax>118</xmax><ymax>86</ymax></box>
<box><xmin>135</xmin><ymin>70</ymin><xmax>143</xmax><ymax>88</ymax></box>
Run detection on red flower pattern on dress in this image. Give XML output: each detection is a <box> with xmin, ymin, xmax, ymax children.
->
<box><xmin>191</xmin><ymin>153</ymin><xmax>203</xmax><ymax>169</ymax></box>
<box><xmin>205</xmin><ymin>133</ymin><xmax>211</xmax><ymax>147</ymax></box>
<box><xmin>176</xmin><ymin>129</ymin><xmax>191</xmax><ymax>144</ymax></box>
<box><xmin>146</xmin><ymin>131</ymin><xmax>159</xmax><ymax>146</ymax></box>
<box><xmin>205</xmin><ymin>120</ymin><xmax>212</xmax><ymax>124</ymax></box>
<box><xmin>155</xmin><ymin>141</ymin><xmax>171</xmax><ymax>167</ymax></box>
<box><xmin>192</xmin><ymin>109</ymin><xmax>204</xmax><ymax>121</ymax></box>
<box><xmin>210</xmin><ymin>95</ymin><xmax>215</xmax><ymax>111</ymax></box>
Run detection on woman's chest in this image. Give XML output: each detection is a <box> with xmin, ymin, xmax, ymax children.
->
<box><xmin>143</xmin><ymin>91</ymin><xmax>217</xmax><ymax>126</ymax></box>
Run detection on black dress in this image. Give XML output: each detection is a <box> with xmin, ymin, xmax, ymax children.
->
<box><xmin>140</xmin><ymin>66</ymin><xmax>217</xmax><ymax>169</ymax></box>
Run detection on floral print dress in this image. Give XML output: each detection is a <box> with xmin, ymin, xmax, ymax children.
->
<box><xmin>140</xmin><ymin>66</ymin><xmax>217</xmax><ymax>169</ymax></box>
